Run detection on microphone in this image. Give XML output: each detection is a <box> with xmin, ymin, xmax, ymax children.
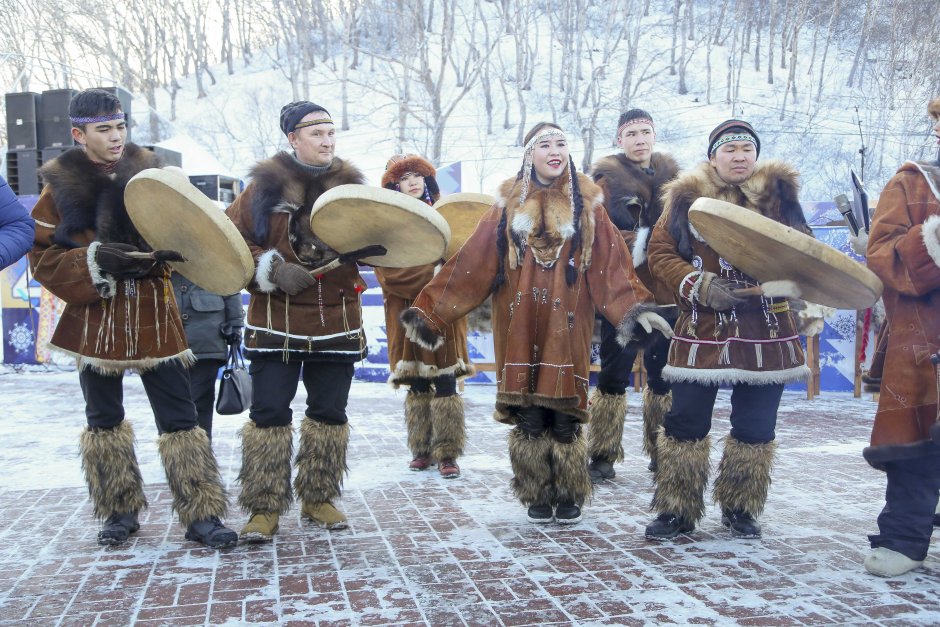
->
<box><xmin>835</xmin><ymin>194</ymin><xmax>860</xmax><ymax>236</ymax></box>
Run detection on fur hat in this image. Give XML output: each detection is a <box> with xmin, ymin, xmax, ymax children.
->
<box><xmin>280</xmin><ymin>101</ymin><xmax>330</xmax><ymax>136</ymax></box>
<box><xmin>381</xmin><ymin>154</ymin><xmax>440</xmax><ymax>203</ymax></box>
<box><xmin>707</xmin><ymin>119</ymin><xmax>760</xmax><ymax>158</ymax></box>
<box><xmin>929</xmin><ymin>97</ymin><xmax>940</xmax><ymax>122</ymax></box>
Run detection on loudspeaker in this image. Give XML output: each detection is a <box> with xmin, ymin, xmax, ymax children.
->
<box><xmin>5</xmin><ymin>92</ymin><xmax>41</xmax><ymax>150</ymax></box>
<box><xmin>41</xmin><ymin>146</ymin><xmax>69</xmax><ymax>164</ymax></box>
<box><xmin>97</xmin><ymin>86</ymin><xmax>133</xmax><ymax>141</ymax></box>
<box><xmin>38</xmin><ymin>88</ymin><xmax>76</xmax><ymax>148</ymax></box>
<box><xmin>6</xmin><ymin>149</ymin><xmax>41</xmax><ymax>195</ymax></box>
<box><xmin>140</xmin><ymin>145</ymin><xmax>183</xmax><ymax>168</ymax></box>
<box><xmin>189</xmin><ymin>175</ymin><xmax>242</xmax><ymax>204</ymax></box>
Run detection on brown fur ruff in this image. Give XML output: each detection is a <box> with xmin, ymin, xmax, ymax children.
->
<box><xmin>237</xmin><ymin>422</ymin><xmax>294</xmax><ymax>515</ymax></box>
<box><xmin>508</xmin><ymin>428</ymin><xmax>553</xmax><ymax>506</ymax></box>
<box><xmin>642</xmin><ymin>388</ymin><xmax>671</xmax><ymax>460</ymax></box>
<box><xmin>587</xmin><ymin>389</ymin><xmax>627</xmax><ymax>462</ymax></box>
<box><xmin>39</xmin><ymin>144</ymin><xmax>162</xmax><ymax>249</ymax></box>
<box><xmin>552</xmin><ymin>433</ymin><xmax>593</xmax><ymax>506</ymax></box>
<box><xmin>158</xmin><ymin>427</ymin><xmax>228</xmax><ymax>526</ymax></box>
<box><xmin>651</xmin><ymin>429</ymin><xmax>711</xmax><ymax>523</ymax></box>
<box><xmin>712</xmin><ymin>436</ymin><xmax>777</xmax><ymax>516</ymax></box>
<box><xmin>930</xmin><ymin>97</ymin><xmax>940</xmax><ymax>121</ymax></box>
<box><xmin>430</xmin><ymin>394</ymin><xmax>466</xmax><ymax>460</ymax></box>
<box><xmin>381</xmin><ymin>155</ymin><xmax>436</xmax><ymax>188</ymax></box>
<box><xmin>660</xmin><ymin>160</ymin><xmax>809</xmax><ymax>260</ymax></box>
<box><xmin>591</xmin><ymin>152</ymin><xmax>680</xmax><ymax>231</ymax></box>
<box><xmin>496</xmin><ymin>171</ymin><xmax>600</xmax><ymax>272</ymax></box>
<box><xmin>248</xmin><ymin>153</ymin><xmax>366</xmax><ymax>264</ymax></box>
<box><xmin>294</xmin><ymin>418</ymin><xmax>349</xmax><ymax>503</ymax></box>
<box><xmin>405</xmin><ymin>390</ymin><xmax>434</xmax><ymax>457</ymax></box>
<box><xmin>79</xmin><ymin>421</ymin><xmax>147</xmax><ymax>520</ymax></box>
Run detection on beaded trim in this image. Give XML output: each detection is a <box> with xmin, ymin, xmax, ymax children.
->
<box><xmin>709</xmin><ymin>133</ymin><xmax>756</xmax><ymax>155</ymax></box>
<box><xmin>69</xmin><ymin>113</ymin><xmax>125</xmax><ymax>124</ymax></box>
<box><xmin>293</xmin><ymin>118</ymin><xmax>333</xmax><ymax>130</ymax></box>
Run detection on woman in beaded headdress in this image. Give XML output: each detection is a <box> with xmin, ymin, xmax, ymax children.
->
<box><xmin>374</xmin><ymin>154</ymin><xmax>474</xmax><ymax>478</ymax></box>
<box><xmin>401</xmin><ymin>123</ymin><xmax>671</xmax><ymax>524</ymax></box>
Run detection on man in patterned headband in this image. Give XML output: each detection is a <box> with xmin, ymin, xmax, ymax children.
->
<box><xmin>29</xmin><ymin>88</ymin><xmax>237</xmax><ymax>549</ymax></box>
<box><xmin>226</xmin><ymin>101</ymin><xmax>383</xmax><ymax>542</ymax></box>
<box><xmin>643</xmin><ymin>118</ymin><xmax>811</xmax><ymax>541</ymax></box>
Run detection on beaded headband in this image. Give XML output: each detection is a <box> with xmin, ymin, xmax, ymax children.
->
<box><xmin>519</xmin><ymin>127</ymin><xmax>572</xmax><ymax>210</ymax></box>
<box><xmin>69</xmin><ymin>112</ymin><xmax>126</xmax><ymax>125</ymax></box>
<box><xmin>617</xmin><ymin>117</ymin><xmax>655</xmax><ymax>138</ymax></box>
<box><xmin>709</xmin><ymin>133</ymin><xmax>757</xmax><ymax>156</ymax></box>
<box><xmin>293</xmin><ymin>117</ymin><xmax>334</xmax><ymax>131</ymax></box>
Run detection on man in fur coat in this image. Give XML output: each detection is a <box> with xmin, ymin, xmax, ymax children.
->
<box><xmin>862</xmin><ymin>97</ymin><xmax>940</xmax><ymax>577</ymax></box>
<box><xmin>644</xmin><ymin>119</ymin><xmax>811</xmax><ymax>540</ymax></box>
<box><xmin>28</xmin><ymin>89</ymin><xmax>236</xmax><ymax>548</ymax></box>
<box><xmin>226</xmin><ymin>101</ymin><xmax>380</xmax><ymax>542</ymax></box>
<box><xmin>402</xmin><ymin>122</ymin><xmax>672</xmax><ymax>525</ymax></box>
<box><xmin>589</xmin><ymin>108</ymin><xmax>680</xmax><ymax>480</ymax></box>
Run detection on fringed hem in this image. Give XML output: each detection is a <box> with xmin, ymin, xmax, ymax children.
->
<box><xmin>51</xmin><ymin>344</ymin><xmax>197</xmax><ymax>375</ymax></box>
<box><xmin>494</xmin><ymin>391</ymin><xmax>587</xmax><ymax>423</ymax></box>
<box><xmin>923</xmin><ymin>215</ymin><xmax>940</xmax><ymax>269</ymax></box>
<box><xmin>662</xmin><ymin>364</ymin><xmax>811</xmax><ymax>386</ymax></box>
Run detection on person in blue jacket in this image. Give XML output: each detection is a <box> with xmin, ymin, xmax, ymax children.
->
<box><xmin>0</xmin><ymin>175</ymin><xmax>35</xmax><ymax>270</ymax></box>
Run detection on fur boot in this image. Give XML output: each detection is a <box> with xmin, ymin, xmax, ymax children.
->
<box><xmin>642</xmin><ymin>388</ymin><xmax>672</xmax><ymax>466</ymax></box>
<box><xmin>405</xmin><ymin>390</ymin><xmax>433</xmax><ymax>458</ymax></box>
<box><xmin>158</xmin><ymin>427</ymin><xmax>228</xmax><ymax>526</ymax></box>
<box><xmin>508</xmin><ymin>427</ymin><xmax>553</xmax><ymax>506</ymax></box>
<box><xmin>79</xmin><ymin>421</ymin><xmax>147</xmax><ymax>519</ymax></box>
<box><xmin>294</xmin><ymin>418</ymin><xmax>349</xmax><ymax>504</ymax></box>
<box><xmin>712</xmin><ymin>436</ymin><xmax>777</xmax><ymax>516</ymax></box>
<box><xmin>651</xmin><ymin>429</ymin><xmax>711</xmax><ymax>523</ymax></box>
<box><xmin>551</xmin><ymin>431</ymin><xmax>593</xmax><ymax>507</ymax></box>
<box><xmin>237</xmin><ymin>421</ymin><xmax>294</xmax><ymax>515</ymax></box>
<box><xmin>586</xmin><ymin>389</ymin><xmax>627</xmax><ymax>463</ymax></box>
<box><xmin>430</xmin><ymin>394</ymin><xmax>466</xmax><ymax>461</ymax></box>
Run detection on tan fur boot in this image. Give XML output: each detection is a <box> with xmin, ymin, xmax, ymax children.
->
<box><xmin>80</xmin><ymin>421</ymin><xmax>147</xmax><ymax>520</ymax></box>
<box><xmin>586</xmin><ymin>389</ymin><xmax>627</xmax><ymax>463</ymax></box>
<box><xmin>642</xmin><ymin>388</ymin><xmax>672</xmax><ymax>470</ymax></box>
<box><xmin>405</xmin><ymin>390</ymin><xmax>433</xmax><ymax>464</ymax></box>
<box><xmin>551</xmin><ymin>431</ymin><xmax>593</xmax><ymax>524</ymax></box>
<box><xmin>650</xmin><ymin>428</ymin><xmax>712</xmax><ymax>524</ymax></box>
<box><xmin>508</xmin><ymin>427</ymin><xmax>553</xmax><ymax>507</ymax></box>
<box><xmin>158</xmin><ymin>427</ymin><xmax>228</xmax><ymax>527</ymax></box>
<box><xmin>713</xmin><ymin>436</ymin><xmax>777</xmax><ymax>517</ymax></box>
<box><xmin>430</xmin><ymin>394</ymin><xmax>466</xmax><ymax>462</ymax></box>
<box><xmin>295</xmin><ymin>418</ymin><xmax>349</xmax><ymax>529</ymax></box>
<box><xmin>237</xmin><ymin>422</ymin><xmax>294</xmax><ymax>515</ymax></box>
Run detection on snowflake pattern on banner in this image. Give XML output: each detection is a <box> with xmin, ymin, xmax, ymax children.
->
<box><xmin>7</xmin><ymin>322</ymin><xmax>34</xmax><ymax>356</ymax></box>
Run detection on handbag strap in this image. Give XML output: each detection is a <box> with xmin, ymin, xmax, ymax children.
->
<box><xmin>227</xmin><ymin>342</ymin><xmax>246</xmax><ymax>369</ymax></box>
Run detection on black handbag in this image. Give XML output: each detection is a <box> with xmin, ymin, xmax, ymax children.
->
<box><xmin>216</xmin><ymin>343</ymin><xmax>252</xmax><ymax>415</ymax></box>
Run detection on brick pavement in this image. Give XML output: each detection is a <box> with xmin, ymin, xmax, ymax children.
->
<box><xmin>0</xmin><ymin>371</ymin><xmax>938</xmax><ymax>626</ymax></box>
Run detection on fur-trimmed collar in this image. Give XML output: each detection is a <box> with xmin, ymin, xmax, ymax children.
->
<box><xmin>661</xmin><ymin>159</ymin><xmax>809</xmax><ymax>260</ymax></box>
<box><xmin>902</xmin><ymin>160</ymin><xmax>940</xmax><ymax>203</ymax></box>
<box><xmin>495</xmin><ymin>170</ymin><xmax>602</xmax><ymax>271</ymax></box>
<box><xmin>39</xmin><ymin>144</ymin><xmax>162</xmax><ymax>249</ymax></box>
<box><xmin>591</xmin><ymin>152</ymin><xmax>680</xmax><ymax>231</ymax></box>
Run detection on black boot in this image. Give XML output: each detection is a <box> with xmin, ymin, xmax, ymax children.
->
<box><xmin>554</xmin><ymin>502</ymin><xmax>582</xmax><ymax>524</ymax></box>
<box><xmin>527</xmin><ymin>504</ymin><xmax>554</xmax><ymax>524</ymax></box>
<box><xmin>645</xmin><ymin>513</ymin><xmax>694</xmax><ymax>540</ymax></box>
<box><xmin>721</xmin><ymin>509</ymin><xmax>762</xmax><ymax>539</ymax></box>
<box><xmin>185</xmin><ymin>516</ymin><xmax>238</xmax><ymax>549</ymax></box>
<box><xmin>588</xmin><ymin>457</ymin><xmax>615</xmax><ymax>483</ymax></box>
<box><xmin>97</xmin><ymin>512</ymin><xmax>140</xmax><ymax>546</ymax></box>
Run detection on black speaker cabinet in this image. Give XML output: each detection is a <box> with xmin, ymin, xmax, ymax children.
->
<box><xmin>41</xmin><ymin>146</ymin><xmax>69</xmax><ymax>164</ymax></box>
<box><xmin>38</xmin><ymin>88</ymin><xmax>76</xmax><ymax>148</ymax></box>
<box><xmin>6</xmin><ymin>149</ymin><xmax>41</xmax><ymax>195</ymax></box>
<box><xmin>189</xmin><ymin>174</ymin><xmax>242</xmax><ymax>204</ymax></box>
<box><xmin>5</xmin><ymin>92</ymin><xmax>41</xmax><ymax>150</ymax></box>
<box><xmin>96</xmin><ymin>86</ymin><xmax>133</xmax><ymax>141</ymax></box>
<box><xmin>140</xmin><ymin>145</ymin><xmax>183</xmax><ymax>168</ymax></box>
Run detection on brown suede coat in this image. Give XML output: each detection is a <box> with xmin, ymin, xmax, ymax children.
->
<box><xmin>591</xmin><ymin>151</ymin><xmax>680</xmax><ymax>304</ymax></box>
<box><xmin>404</xmin><ymin>171</ymin><xmax>655</xmax><ymax>422</ymax></box>
<box><xmin>28</xmin><ymin>146</ymin><xmax>192</xmax><ymax>374</ymax></box>
<box><xmin>863</xmin><ymin>161</ymin><xmax>940</xmax><ymax>468</ymax></box>
<box><xmin>375</xmin><ymin>263</ymin><xmax>473</xmax><ymax>385</ymax></box>
<box><xmin>648</xmin><ymin>160</ymin><xmax>811</xmax><ymax>386</ymax></box>
<box><xmin>225</xmin><ymin>153</ymin><xmax>367</xmax><ymax>361</ymax></box>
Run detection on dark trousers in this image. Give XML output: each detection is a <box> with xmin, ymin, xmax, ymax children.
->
<box><xmin>663</xmin><ymin>381</ymin><xmax>784</xmax><ymax>444</ymax></box>
<box><xmin>597</xmin><ymin>316</ymin><xmax>672</xmax><ymax>396</ymax></box>
<box><xmin>188</xmin><ymin>358</ymin><xmax>225</xmax><ymax>438</ymax></box>
<box><xmin>514</xmin><ymin>406</ymin><xmax>580</xmax><ymax>443</ymax></box>
<box><xmin>80</xmin><ymin>362</ymin><xmax>199</xmax><ymax>433</ymax></box>
<box><xmin>870</xmin><ymin>452</ymin><xmax>940</xmax><ymax>561</ymax></box>
<box><xmin>410</xmin><ymin>374</ymin><xmax>457</xmax><ymax>397</ymax></box>
<box><xmin>248</xmin><ymin>358</ymin><xmax>354</xmax><ymax>427</ymax></box>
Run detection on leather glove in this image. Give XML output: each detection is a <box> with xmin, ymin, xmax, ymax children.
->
<box><xmin>220</xmin><ymin>324</ymin><xmax>242</xmax><ymax>346</ymax></box>
<box><xmin>271</xmin><ymin>260</ymin><xmax>317</xmax><ymax>295</ymax></box>
<box><xmin>699</xmin><ymin>271</ymin><xmax>746</xmax><ymax>311</ymax></box>
<box><xmin>636</xmin><ymin>311</ymin><xmax>674</xmax><ymax>338</ymax></box>
<box><xmin>95</xmin><ymin>243</ymin><xmax>155</xmax><ymax>279</ymax></box>
<box><xmin>338</xmin><ymin>244</ymin><xmax>387</xmax><ymax>265</ymax></box>
<box><xmin>848</xmin><ymin>229</ymin><xmax>868</xmax><ymax>256</ymax></box>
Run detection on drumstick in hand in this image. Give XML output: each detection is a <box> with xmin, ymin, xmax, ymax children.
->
<box><xmin>125</xmin><ymin>250</ymin><xmax>187</xmax><ymax>263</ymax></box>
<box><xmin>732</xmin><ymin>280</ymin><xmax>802</xmax><ymax>299</ymax></box>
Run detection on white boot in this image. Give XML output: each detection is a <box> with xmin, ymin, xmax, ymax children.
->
<box><xmin>864</xmin><ymin>547</ymin><xmax>924</xmax><ymax>577</ymax></box>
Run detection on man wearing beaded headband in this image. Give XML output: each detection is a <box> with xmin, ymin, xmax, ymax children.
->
<box><xmin>643</xmin><ymin>119</ymin><xmax>810</xmax><ymax>540</ymax></box>
<box><xmin>29</xmin><ymin>88</ymin><xmax>237</xmax><ymax>549</ymax></box>
<box><xmin>402</xmin><ymin>121</ymin><xmax>672</xmax><ymax>525</ymax></box>
<box><xmin>226</xmin><ymin>101</ymin><xmax>383</xmax><ymax>541</ymax></box>
<box><xmin>589</xmin><ymin>109</ymin><xmax>680</xmax><ymax>481</ymax></box>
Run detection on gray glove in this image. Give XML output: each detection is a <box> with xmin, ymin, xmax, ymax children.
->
<box><xmin>699</xmin><ymin>271</ymin><xmax>746</xmax><ymax>311</ymax></box>
<box><xmin>271</xmin><ymin>260</ymin><xmax>317</xmax><ymax>295</ymax></box>
<box><xmin>849</xmin><ymin>230</ymin><xmax>869</xmax><ymax>256</ymax></box>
